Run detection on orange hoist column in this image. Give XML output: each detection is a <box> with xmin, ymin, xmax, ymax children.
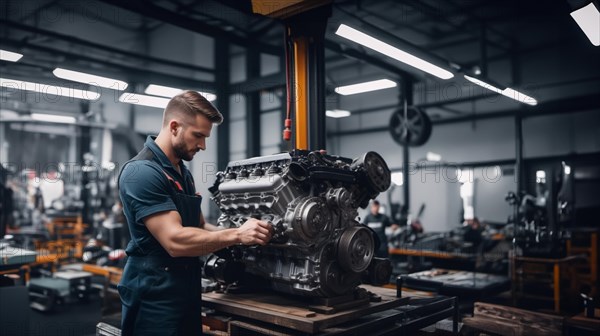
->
<box><xmin>294</xmin><ymin>36</ymin><xmax>309</xmax><ymax>150</ymax></box>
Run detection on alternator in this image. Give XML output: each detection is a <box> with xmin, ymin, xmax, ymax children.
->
<box><xmin>205</xmin><ymin>150</ymin><xmax>391</xmax><ymax>297</ymax></box>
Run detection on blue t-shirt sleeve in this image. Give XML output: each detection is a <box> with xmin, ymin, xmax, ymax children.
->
<box><xmin>119</xmin><ymin>161</ymin><xmax>177</xmax><ymax>224</ymax></box>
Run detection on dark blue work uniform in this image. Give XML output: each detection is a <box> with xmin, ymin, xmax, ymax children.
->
<box><xmin>118</xmin><ymin>136</ymin><xmax>202</xmax><ymax>335</ymax></box>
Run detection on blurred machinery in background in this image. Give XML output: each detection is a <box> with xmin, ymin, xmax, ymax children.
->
<box><xmin>204</xmin><ymin>150</ymin><xmax>392</xmax><ymax>297</ymax></box>
<box><xmin>506</xmin><ymin>161</ymin><xmax>574</xmax><ymax>258</ymax></box>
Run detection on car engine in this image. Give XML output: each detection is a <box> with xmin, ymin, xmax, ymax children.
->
<box><xmin>204</xmin><ymin>150</ymin><xmax>392</xmax><ymax>297</ymax></box>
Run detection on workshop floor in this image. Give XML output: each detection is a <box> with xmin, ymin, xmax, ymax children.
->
<box><xmin>29</xmin><ymin>298</ymin><xmax>102</xmax><ymax>336</ymax></box>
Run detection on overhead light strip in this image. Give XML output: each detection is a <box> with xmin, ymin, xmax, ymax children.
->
<box><xmin>501</xmin><ymin>88</ymin><xmax>537</xmax><ymax>106</ymax></box>
<box><xmin>570</xmin><ymin>2</ymin><xmax>600</xmax><ymax>46</ymax></box>
<box><xmin>31</xmin><ymin>113</ymin><xmax>76</xmax><ymax>124</ymax></box>
<box><xmin>53</xmin><ymin>68</ymin><xmax>128</xmax><ymax>90</ymax></box>
<box><xmin>119</xmin><ymin>93</ymin><xmax>171</xmax><ymax>109</ymax></box>
<box><xmin>325</xmin><ymin>109</ymin><xmax>351</xmax><ymax>118</ymax></box>
<box><xmin>464</xmin><ymin>75</ymin><xmax>537</xmax><ymax>106</ymax></box>
<box><xmin>426</xmin><ymin>152</ymin><xmax>442</xmax><ymax>162</ymax></box>
<box><xmin>145</xmin><ymin>84</ymin><xmax>216</xmax><ymax>101</ymax></box>
<box><xmin>0</xmin><ymin>49</ymin><xmax>23</xmax><ymax>62</ymax></box>
<box><xmin>0</xmin><ymin>77</ymin><xmax>100</xmax><ymax>100</ymax></box>
<box><xmin>335</xmin><ymin>24</ymin><xmax>454</xmax><ymax>80</ymax></box>
<box><xmin>335</xmin><ymin>79</ymin><xmax>397</xmax><ymax>95</ymax></box>
<box><xmin>463</xmin><ymin>75</ymin><xmax>503</xmax><ymax>94</ymax></box>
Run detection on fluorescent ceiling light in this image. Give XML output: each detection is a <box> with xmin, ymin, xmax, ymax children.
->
<box><xmin>119</xmin><ymin>93</ymin><xmax>171</xmax><ymax>109</ymax></box>
<box><xmin>391</xmin><ymin>172</ymin><xmax>403</xmax><ymax>186</ymax></box>
<box><xmin>0</xmin><ymin>77</ymin><xmax>100</xmax><ymax>100</ymax></box>
<box><xmin>501</xmin><ymin>88</ymin><xmax>537</xmax><ymax>106</ymax></box>
<box><xmin>464</xmin><ymin>75</ymin><xmax>503</xmax><ymax>94</ymax></box>
<box><xmin>145</xmin><ymin>84</ymin><xmax>217</xmax><ymax>101</ymax></box>
<box><xmin>464</xmin><ymin>75</ymin><xmax>537</xmax><ymax>106</ymax></box>
<box><xmin>0</xmin><ymin>49</ymin><xmax>23</xmax><ymax>62</ymax></box>
<box><xmin>325</xmin><ymin>109</ymin><xmax>351</xmax><ymax>118</ymax></box>
<box><xmin>426</xmin><ymin>152</ymin><xmax>442</xmax><ymax>162</ymax></box>
<box><xmin>31</xmin><ymin>113</ymin><xmax>76</xmax><ymax>124</ymax></box>
<box><xmin>335</xmin><ymin>79</ymin><xmax>397</xmax><ymax>95</ymax></box>
<box><xmin>335</xmin><ymin>24</ymin><xmax>454</xmax><ymax>80</ymax></box>
<box><xmin>570</xmin><ymin>2</ymin><xmax>600</xmax><ymax>46</ymax></box>
<box><xmin>53</xmin><ymin>68</ymin><xmax>128</xmax><ymax>90</ymax></box>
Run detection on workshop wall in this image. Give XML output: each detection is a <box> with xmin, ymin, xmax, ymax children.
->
<box><xmin>149</xmin><ymin>24</ymin><xmax>215</xmax><ymax>82</ymax></box>
<box><xmin>326</xmin><ymin>38</ymin><xmax>600</xmax><ymax>229</ymax></box>
<box><xmin>473</xmin><ymin>166</ymin><xmax>516</xmax><ymax>224</ymax></box>
<box><xmin>231</xmin><ymin>47</ymin><xmax>246</xmax><ymax>84</ymax></box>
<box><xmin>523</xmin><ymin>110</ymin><xmax>600</xmax><ymax>157</ymax></box>
<box><xmin>260</xmin><ymin>110</ymin><xmax>282</xmax><ymax>155</ymax></box>
<box><xmin>229</xmin><ymin>94</ymin><xmax>247</xmax><ymax>161</ymax></box>
<box><xmin>330</xmin><ymin>109</ymin><xmax>599</xmax><ymax>232</ymax></box>
<box><xmin>27</xmin><ymin>2</ymin><xmax>143</xmax><ymax>131</ymax></box>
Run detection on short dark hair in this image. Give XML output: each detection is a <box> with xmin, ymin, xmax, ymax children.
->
<box><xmin>163</xmin><ymin>90</ymin><xmax>223</xmax><ymax>126</ymax></box>
<box><xmin>372</xmin><ymin>200</ymin><xmax>380</xmax><ymax>206</ymax></box>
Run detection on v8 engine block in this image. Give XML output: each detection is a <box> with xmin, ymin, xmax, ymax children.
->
<box><xmin>204</xmin><ymin>150</ymin><xmax>391</xmax><ymax>297</ymax></box>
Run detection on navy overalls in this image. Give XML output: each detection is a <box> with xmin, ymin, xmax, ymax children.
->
<box><xmin>118</xmin><ymin>136</ymin><xmax>202</xmax><ymax>335</ymax></box>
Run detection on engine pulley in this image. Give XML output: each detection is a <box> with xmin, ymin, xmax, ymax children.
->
<box><xmin>337</xmin><ymin>226</ymin><xmax>374</xmax><ymax>273</ymax></box>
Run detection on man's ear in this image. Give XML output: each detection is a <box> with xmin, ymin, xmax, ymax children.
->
<box><xmin>169</xmin><ymin>120</ymin><xmax>180</xmax><ymax>135</ymax></box>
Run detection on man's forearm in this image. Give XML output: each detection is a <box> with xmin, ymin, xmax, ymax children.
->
<box><xmin>167</xmin><ymin>227</ymin><xmax>239</xmax><ymax>257</ymax></box>
<box><xmin>203</xmin><ymin>222</ymin><xmax>222</xmax><ymax>231</ymax></box>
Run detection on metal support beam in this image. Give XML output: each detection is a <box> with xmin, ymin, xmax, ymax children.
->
<box><xmin>233</xmin><ymin>72</ymin><xmax>285</xmax><ymax>93</ymax></box>
<box><xmin>353</xmin><ymin>5</ymin><xmax>435</xmax><ymax>40</ymax></box>
<box><xmin>279</xmin><ymin>53</ymin><xmax>290</xmax><ymax>152</ymax></box>
<box><xmin>216</xmin><ymin>41</ymin><xmax>230</xmax><ymax>170</ymax></box>
<box><xmin>438</xmin><ymin>106</ymin><xmax>465</xmax><ymax>115</ymax></box>
<box><xmin>515</xmin><ymin>113</ymin><xmax>523</xmax><ymax>193</ymax></box>
<box><xmin>325</xmin><ymin>75</ymin><xmax>600</xmax><ymax>118</ymax></box>
<box><xmin>401</xmin><ymin>77</ymin><xmax>413</xmax><ymax>214</ymax></box>
<box><xmin>99</xmin><ymin>0</ymin><xmax>281</xmax><ymax>55</ymax></box>
<box><xmin>249</xmin><ymin>19</ymin><xmax>280</xmax><ymax>38</ymax></box>
<box><xmin>246</xmin><ymin>48</ymin><xmax>261</xmax><ymax>157</ymax></box>
<box><xmin>0</xmin><ymin>19</ymin><xmax>214</xmax><ymax>74</ymax></box>
<box><xmin>307</xmin><ymin>19</ymin><xmax>327</xmax><ymax>150</ymax></box>
<box><xmin>79</xmin><ymin>101</ymin><xmax>92</xmax><ymax>227</ymax></box>
<box><xmin>417</xmin><ymin>93</ymin><xmax>498</xmax><ymax>109</ymax></box>
<box><xmin>127</xmin><ymin>103</ymin><xmax>136</xmax><ymax>132</ymax></box>
<box><xmin>445</xmin><ymin>0</ymin><xmax>514</xmax><ymax>47</ymax></box>
<box><xmin>327</xmin><ymin>93</ymin><xmax>600</xmax><ymax>137</ymax></box>
<box><xmin>480</xmin><ymin>23</ymin><xmax>488</xmax><ymax>76</ymax></box>
<box><xmin>0</xmin><ymin>38</ymin><xmax>215</xmax><ymax>91</ymax></box>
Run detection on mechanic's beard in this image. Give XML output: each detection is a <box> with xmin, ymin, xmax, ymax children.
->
<box><xmin>173</xmin><ymin>138</ymin><xmax>194</xmax><ymax>162</ymax></box>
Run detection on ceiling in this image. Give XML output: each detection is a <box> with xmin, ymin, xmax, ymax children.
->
<box><xmin>1</xmin><ymin>0</ymin><xmax>599</xmax><ymax>121</ymax></box>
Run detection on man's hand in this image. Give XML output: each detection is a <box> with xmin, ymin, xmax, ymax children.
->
<box><xmin>237</xmin><ymin>218</ymin><xmax>273</xmax><ymax>246</ymax></box>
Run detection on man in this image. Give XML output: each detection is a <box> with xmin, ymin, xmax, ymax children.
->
<box><xmin>362</xmin><ymin>200</ymin><xmax>396</xmax><ymax>258</ymax></box>
<box><xmin>118</xmin><ymin>91</ymin><xmax>272</xmax><ymax>335</ymax></box>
